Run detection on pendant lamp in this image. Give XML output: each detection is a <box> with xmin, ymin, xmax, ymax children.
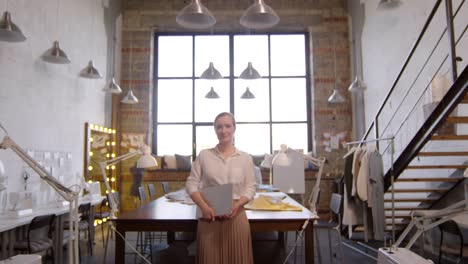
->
<box><xmin>80</xmin><ymin>60</ymin><xmax>103</xmax><ymax>79</ymax></box>
<box><xmin>200</xmin><ymin>62</ymin><xmax>222</xmax><ymax>79</ymax></box>
<box><xmin>205</xmin><ymin>87</ymin><xmax>220</xmax><ymax>99</ymax></box>
<box><xmin>239</xmin><ymin>62</ymin><xmax>261</xmax><ymax>79</ymax></box>
<box><xmin>377</xmin><ymin>0</ymin><xmax>402</xmax><ymax>10</ymax></box>
<box><xmin>240</xmin><ymin>0</ymin><xmax>280</xmax><ymax>29</ymax></box>
<box><xmin>103</xmin><ymin>77</ymin><xmax>122</xmax><ymax>94</ymax></box>
<box><xmin>41</xmin><ymin>0</ymin><xmax>70</xmax><ymax>64</ymax></box>
<box><xmin>103</xmin><ymin>33</ymin><xmax>122</xmax><ymax>93</ymax></box>
<box><xmin>348</xmin><ymin>76</ymin><xmax>366</xmax><ymax>92</ymax></box>
<box><xmin>121</xmin><ymin>34</ymin><xmax>139</xmax><ymax>104</ymax></box>
<box><xmin>80</xmin><ymin>0</ymin><xmax>102</xmax><ymax>79</ymax></box>
<box><xmin>328</xmin><ymin>85</ymin><xmax>346</xmax><ymax>103</ymax></box>
<box><xmin>0</xmin><ymin>10</ymin><xmax>26</xmax><ymax>42</ymax></box>
<box><xmin>328</xmin><ymin>31</ymin><xmax>345</xmax><ymax>104</ymax></box>
<box><xmin>41</xmin><ymin>40</ymin><xmax>71</xmax><ymax>64</ymax></box>
<box><xmin>121</xmin><ymin>89</ymin><xmax>139</xmax><ymax>104</ymax></box>
<box><xmin>241</xmin><ymin>87</ymin><xmax>255</xmax><ymax>99</ymax></box>
<box><xmin>176</xmin><ymin>0</ymin><xmax>216</xmax><ymax>29</ymax></box>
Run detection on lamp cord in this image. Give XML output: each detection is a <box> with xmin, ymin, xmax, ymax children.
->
<box><xmin>281</xmin><ymin>219</ymin><xmax>310</xmax><ymax>264</ymax></box>
<box><xmin>109</xmin><ymin>224</ymin><xmax>152</xmax><ymax>264</ymax></box>
<box><xmin>0</xmin><ymin>123</ymin><xmax>8</xmax><ymax>136</ymax></box>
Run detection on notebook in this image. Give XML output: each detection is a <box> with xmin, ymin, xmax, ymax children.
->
<box><xmin>196</xmin><ymin>183</ymin><xmax>233</xmax><ymax>217</ymax></box>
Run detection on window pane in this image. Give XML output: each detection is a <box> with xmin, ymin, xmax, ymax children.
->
<box><xmin>195</xmin><ymin>79</ymin><xmax>230</xmax><ymax>122</ymax></box>
<box><xmin>234</xmin><ymin>35</ymin><xmax>269</xmax><ymax>77</ymax></box>
<box><xmin>195</xmin><ymin>35</ymin><xmax>230</xmax><ymax>77</ymax></box>
<box><xmin>272</xmin><ymin>78</ymin><xmax>307</xmax><ymax>121</ymax></box>
<box><xmin>195</xmin><ymin>125</ymin><xmax>218</xmax><ymax>155</ymax></box>
<box><xmin>271</xmin><ymin>35</ymin><xmax>306</xmax><ymax>76</ymax></box>
<box><xmin>235</xmin><ymin>124</ymin><xmax>270</xmax><ymax>155</ymax></box>
<box><xmin>272</xmin><ymin>124</ymin><xmax>307</xmax><ymax>152</ymax></box>
<box><xmin>158</xmin><ymin>36</ymin><xmax>193</xmax><ymax>77</ymax></box>
<box><xmin>158</xmin><ymin>79</ymin><xmax>193</xmax><ymax>122</ymax></box>
<box><xmin>157</xmin><ymin>124</ymin><xmax>192</xmax><ymax>155</ymax></box>
<box><xmin>234</xmin><ymin>79</ymin><xmax>270</xmax><ymax>122</ymax></box>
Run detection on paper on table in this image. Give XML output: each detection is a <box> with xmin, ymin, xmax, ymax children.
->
<box><xmin>197</xmin><ymin>183</ymin><xmax>233</xmax><ymax>217</ymax></box>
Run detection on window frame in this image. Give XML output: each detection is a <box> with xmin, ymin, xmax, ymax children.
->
<box><xmin>152</xmin><ymin>32</ymin><xmax>312</xmax><ymax>157</ymax></box>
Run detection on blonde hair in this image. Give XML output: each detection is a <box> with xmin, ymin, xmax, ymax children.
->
<box><xmin>214</xmin><ymin>112</ymin><xmax>236</xmax><ymax>128</ymax></box>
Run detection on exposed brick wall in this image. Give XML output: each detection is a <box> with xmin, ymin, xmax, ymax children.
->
<box><xmin>116</xmin><ymin>0</ymin><xmax>352</xmax><ymax>211</ymax></box>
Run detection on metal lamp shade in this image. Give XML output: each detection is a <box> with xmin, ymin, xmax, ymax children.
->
<box><xmin>377</xmin><ymin>0</ymin><xmax>402</xmax><ymax>10</ymax></box>
<box><xmin>121</xmin><ymin>89</ymin><xmax>139</xmax><ymax>104</ymax></box>
<box><xmin>348</xmin><ymin>76</ymin><xmax>367</xmax><ymax>92</ymax></box>
<box><xmin>80</xmin><ymin>60</ymin><xmax>103</xmax><ymax>79</ymax></box>
<box><xmin>240</xmin><ymin>0</ymin><xmax>279</xmax><ymax>29</ymax></box>
<box><xmin>241</xmin><ymin>87</ymin><xmax>255</xmax><ymax>99</ymax></box>
<box><xmin>200</xmin><ymin>62</ymin><xmax>222</xmax><ymax>79</ymax></box>
<box><xmin>239</xmin><ymin>62</ymin><xmax>261</xmax><ymax>79</ymax></box>
<box><xmin>328</xmin><ymin>87</ymin><xmax>346</xmax><ymax>103</ymax></box>
<box><xmin>176</xmin><ymin>0</ymin><xmax>216</xmax><ymax>29</ymax></box>
<box><xmin>0</xmin><ymin>11</ymin><xmax>26</xmax><ymax>42</ymax></box>
<box><xmin>205</xmin><ymin>87</ymin><xmax>220</xmax><ymax>99</ymax></box>
<box><xmin>41</xmin><ymin>41</ymin><xmax>71</xmax><ymax>64</ymax></box>
<box><xmin>102</xmin><ymin>77</ymin><xmax>122</xmax><ymax>94</ymax></box>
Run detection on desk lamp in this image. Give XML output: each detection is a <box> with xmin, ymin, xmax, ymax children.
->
<box><xmin>0</xmin><ymin>125</ymin><xmax>80</xmax><ymax>264</ymax></box>
<box><xmin>98</xmin><ymin>144</ymin><xmax>157</xmax><ymax>218</ymax></box>
<box><xmin>393</xmin><ymin>172</ymin><xmax>468</xmax><ymax>250</ymax></box>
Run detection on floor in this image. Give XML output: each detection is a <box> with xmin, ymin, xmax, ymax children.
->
<box><xmin>75</xmin><ymin>224</ymin><xmax>380</xmax><ymax>264</ymax></box>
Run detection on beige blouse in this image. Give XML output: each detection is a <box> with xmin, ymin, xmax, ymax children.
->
<box><xmin>186</xmin><ymin>147</ymin><xmax>256</xmax><ymax>201</ymax></box>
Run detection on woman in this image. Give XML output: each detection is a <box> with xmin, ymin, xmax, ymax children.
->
<box><xmin>186</xmin><ymin>112</ymin><xmax>256</xmax><ymax>264</ymax></box>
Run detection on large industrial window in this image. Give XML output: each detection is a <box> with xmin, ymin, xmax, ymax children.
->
<box><xmin>153</xmin><ymin>33</ymin><xmax>311</xmax><ymax>157</ymax></box>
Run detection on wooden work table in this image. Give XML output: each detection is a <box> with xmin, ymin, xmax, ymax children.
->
<box><xmin>113</xmin><ymin>192</ymin><xmax>318</xmax><ymax>264</ymax></box>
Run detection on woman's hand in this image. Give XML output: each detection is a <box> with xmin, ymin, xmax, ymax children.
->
<box><xmin>200</xmin><ymin>204</ymin><xmax>215</xmax><ymax>222</ymax></box>
<box><xmin>229</xmin><ymin>201</ymin><xmax>242</xmax><ymax>218</ymax></box>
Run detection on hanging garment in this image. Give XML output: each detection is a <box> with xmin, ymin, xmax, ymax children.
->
<box><xmin>367</xmin><ymin>149</ymin><xmax>385</xmax><ymax>241</ymax></box>
<box><xmin>356</xmin><ymin>147</ymin><xmax>371</xmax><ymax>202</ymax></box>
<box><xmin>351</xmin><ymin>147</ymin><xmax>365</xmax><ymax>197</ymax></box>
<box><xmin>343</xmin><ymin>149</ymin><xmax>355</xmax><ymax>200</ymax></box>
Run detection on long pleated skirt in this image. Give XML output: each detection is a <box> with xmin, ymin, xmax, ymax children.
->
<box><xmin>196</xmin><ymin>207</ymin><xmax>254</xmax><ymax>264</ymax></box>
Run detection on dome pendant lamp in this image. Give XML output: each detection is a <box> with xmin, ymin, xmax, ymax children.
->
<box><xmin>241</xmin><ymin>87</ymin><xmax>255</xmax><ymax>99</ymax></box>
<box><xmin>328</xmin><ymin>31</ymin><xmax>345</xmax><ymax>104</ymax></box>
<box><xmin>239</xmin><ymin>62</ymin><xmax>261</xmax><ymax>79</ymax></box>
<box><xmin>200</xmin><ymin>62</ymin><xmax>222</xmax><ymax>79</ymax></box>
<box><xmin>80</xmin><ymin>60</ymin><xmax>103</xmax><ymax>79</ymax></box>
<box><xmin>176</xmin><ymin>0</ymin><xmax>216</xmax><ymax>29</ymax></box>
<box><xmin>121</xmin><ymin>35</ymin><xmax>139</xmax><ymax>104</ymax></box>
<box><xmin>121</xmin><ymin>89</ymin><xmax>139</xmax><ymax>104</ymax></box>
<box><xmin>0</xmin><ymin>9</ymin><xmax>26</xmax><ymax>42</ymax></box>
<box><xmin>41</xmin><ymin>0</ymin><xmax>71</xmax><ymax>64</ymax></box>
<box><xmin>205</xmin><ymin>87</ymin><xmax>220</xmax><ymax>99</ymax></box>
<box><xmin>240</xmin><ymin>0</ymin><xmax>280</xmax><ymax>29</ymax></box>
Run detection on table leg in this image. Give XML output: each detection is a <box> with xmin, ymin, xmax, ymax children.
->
<box><xmin>56</xmin><ymin>214</ymin><xmax>64</xmax><ymax>264</ymax></box>
<box><xmin>305</xmin><ymin>223</ymin><xmax>314</xmax><ymax>264</ymax></box>
<box><xmin>1</xmin><ymin>231</ymin><xmax>7</xmax><ymax>260</ymax></box>
<box><xmin>115</xmin><ymin>224</ymin><xmax>125</xmax><ymax>264</ymax></box>
<box><xmin>167</xmin><ymin>231</ymin><xmax>175</xmax><ymax>244</ymax></box>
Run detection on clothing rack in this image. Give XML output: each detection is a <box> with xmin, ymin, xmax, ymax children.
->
<box><xmin>342</xmin><ymin>136</ymin><xmax>396</xmax><ymax>259</ymax></box>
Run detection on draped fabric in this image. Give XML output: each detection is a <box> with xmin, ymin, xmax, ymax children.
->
<box><xmin>196</xmin><ymin>208</ymin><xmax>253</xmax><ymax>264</ymax></box>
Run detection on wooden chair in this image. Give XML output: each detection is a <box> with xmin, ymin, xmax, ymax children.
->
<box><xmin>314</xmin><ymin>193</ymin><xmax>345</xmax><ymax>264</ymax></box>
<box><xmin>14</xmin><ymin>214</ymin><xmax>56</xmax><ymax>261</ymax></box>
<box><xmin>438</xmin><ymin>219</ymin><xmax>468</xmax><ymax>264</ymax></box>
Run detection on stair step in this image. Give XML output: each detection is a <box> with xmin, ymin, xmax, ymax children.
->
<box><xmin>384</xmin><ymin>206</ymin><xmax>430</xmax><ymax>211</ymax></box>
<box><xmin>384</xmin><ymin>197</ymin><xmax>438</xmax><ymax>202</ymax></box>
<box><xmin>389</xmin><ymin>188</ymin><xmax>450</xmax><ymax>193</ymax></box>
<box><xmin>385</xmin><ymin>215</ymin><xmax>411</xmax><ymax>219</ymax></box>
<box><xmin>431</xmin><ymin>134</ymin><xmax>468</xmax><ymax>140</ymax></box>
<box><xmin>445</xmin><ymin>116</ymin><xmax>468</xmax><ymax>124</ymax></box>
<box><xmin>418</xmin><ymin>151</ymin><xmax>468</xmax><ymax>156</ymax></box>
<box><xmin>407</xmin><ymin>165</ymin><xmax>468</xmax><ymax>169</ymax></box>
<box><xmin>396</xmin><ymin>177</ymin><xmax>463</xmax><ymax>182</ymax></box>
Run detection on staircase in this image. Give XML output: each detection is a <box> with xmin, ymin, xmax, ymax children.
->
<box><xmin>353</xmin><ymin>0</ymin><xmax>468</xmax><ymax>238</ymax></box>
<box><xmin>382</xmin><ymin>67</ymin><xmax>468</xmax><ymax>234</ymax></box>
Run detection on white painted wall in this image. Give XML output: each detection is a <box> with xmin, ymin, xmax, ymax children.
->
<box><xmin>0</xmin><ymin>0</ymin><xmax>120</xmax><ymax>193</ymax></box>
<box><xmin>360</xmin><ymin>0</ymin><xmax>467</xmax><ymax>130</ymax></box>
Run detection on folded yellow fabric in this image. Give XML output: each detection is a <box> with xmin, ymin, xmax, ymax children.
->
<box><xmin>245</xmin><ymin>195</ymin><xmax>302</xmax><ymax>211</ymax></box>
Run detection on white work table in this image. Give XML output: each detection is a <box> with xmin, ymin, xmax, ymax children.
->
<box><xmin>0</xmin><ymin>195</ymin><xmax>104</xmax><ymax>262</ymax></box>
